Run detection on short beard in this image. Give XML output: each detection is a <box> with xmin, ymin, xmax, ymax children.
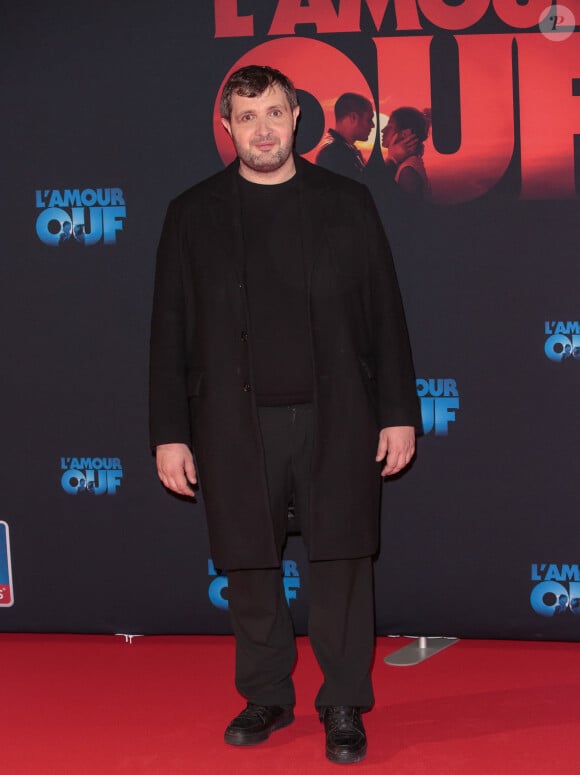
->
<box><xmin>236</xmin><ymin>140</ymin><xmax>293</xmax><ymax>174</ymax></box>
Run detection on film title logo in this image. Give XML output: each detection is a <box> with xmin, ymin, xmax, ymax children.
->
<box><xmin>417</xmin><ymin>378</ymin><xmax>459</xmax><ymax>436</ymax></box>
<box><xmin>208</xmin><ymin>559</ymin><xmax>301</xmax><ymax>611</ymax></box>
<box><xmin>214</xmin><ymin>0</ymin><xmax>575</xmax><ymax>36</ymax></box>
<box><xmin>0</xmin><ymin>521</ymin><xmax>14</xmax><ymax>607</ymax></box>
<box><xmin>35</xmin><ymin>188</ymin><xmax>126</xmax><ymax>246</ymax></box>
<box><xmin>544</xmin><ymin>321</ymin><xmax>580</xmax><ymax>362</ymax></box>
<box><xmin>60</xmin><ymin>457</ymin><xmax>123</xmax><ymax>495</ymax></box>
<box><xmin>530</xmin><ymin>563</ymin><xmax>580</xmax><ymax>617</ymax></box>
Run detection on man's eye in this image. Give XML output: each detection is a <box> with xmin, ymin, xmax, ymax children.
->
<box><xmin>270</xmin><ymin>110</ymin><xmax>282</xmax><ymax>117</ymax></box>
<box><xmin>241</xmin><ymin>114</ymin><xmax>254</xmax><ymax>122</ymax></box>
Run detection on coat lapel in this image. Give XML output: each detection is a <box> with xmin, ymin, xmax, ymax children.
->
<box><xmin>207</xmin><ymin>161</ymin><xmax>246</xmax><ymax>283</ymax></box>
<box><xmin>294</xmin><ymin>156</ymin><xmax>335</xmax><ymax>283</ymax></box>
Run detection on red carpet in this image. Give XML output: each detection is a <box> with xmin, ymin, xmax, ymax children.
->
<box><xmin>0</xmin><ymin>634</ymin><xmax>578</xmax><ymax>774</ymax></box>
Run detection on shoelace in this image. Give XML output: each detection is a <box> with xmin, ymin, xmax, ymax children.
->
<box><xmin>324</xmin><ymin>707</ymin><xmax>360</xmax><ymax>733</ymax></box>
<box><xmin>242</xmin><ymin>704</ymin><xmax>270</xmax><ymax>722</ymax></box>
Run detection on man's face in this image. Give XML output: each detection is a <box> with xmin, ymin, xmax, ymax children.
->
<box><xmin>352</xmin><ymin>109</ymin><xmax>375</xmax><ymax>142</ymax></box>
<box><xmin>222</xmin><ymin>84</ymin><xmax>300</xmax><ymax>181</ymax></box>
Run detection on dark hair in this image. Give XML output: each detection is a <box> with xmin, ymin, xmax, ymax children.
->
<box><xmin>220</xmin><ymin>65</ymin><xmax>298</xmax><ymax>120</ymax></box>
<box><xmin>334</xmin><ymin>92</ymin><xmax>373</xmax><ymax>121</ymax></box>
<box><xmin>389</xmin><ymin>107</ymin><xmax>430</xmax><ymax>143</ymax></box>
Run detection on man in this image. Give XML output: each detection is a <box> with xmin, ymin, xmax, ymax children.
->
<box><xmin>150</xmin><ymin>65</ymin><xmax>420</xmax><ymax>765</ymax></box>
<box><xmin>315</xmin><ymin>93</ymin><xmax>374</xmax><ymax>179</ymax></box>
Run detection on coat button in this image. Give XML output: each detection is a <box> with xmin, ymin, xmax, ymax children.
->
<box><xmin>243</xmin><ymin>383</ymin><xmax>252</xmax><ymax>392</ymax></box>
<box><xmin>241</xmin><ymin>330</ymin><xmax>248</xmax><ymax>342</ymax></box>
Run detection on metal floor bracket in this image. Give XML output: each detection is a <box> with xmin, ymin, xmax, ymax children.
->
<box><xmin>114</xmin><ymin>633</ymin><xmax>145</xmax><ymax>645</ymax></box>
<box><xmin>384</xmin><ymin>636</ymin><xmax>459</xmax><ymax>666</ymax></box>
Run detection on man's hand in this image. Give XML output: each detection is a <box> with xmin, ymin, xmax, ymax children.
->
<box><xmin>156</xmin><ymin>442</ymin><xmax>197</xmax><ymax>496</ymax></box>
<box><xmin>388</xmin><ymin>132</ymin><xmax>419</xmax><ymax>165</ymax></box>
<box><xmin>375</xmin><ymin>426</ymin><xmax>415</xmax><ymax>477</ymax></box>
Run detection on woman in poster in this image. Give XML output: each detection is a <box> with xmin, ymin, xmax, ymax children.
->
<box><xmin>382</xmin><ymin>107</ymin><xmax>431</xmax><ymax>200</ymax></box>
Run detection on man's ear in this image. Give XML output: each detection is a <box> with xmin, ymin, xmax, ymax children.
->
<box><xmin>292</xmin><ymin>105</ymin><xmax>300</xmax><ymax>130</ymax></box>
<box><xmin>221</xmin><ymin>117</ymin><xmax>232</xmax><ymax>137</ymax></box>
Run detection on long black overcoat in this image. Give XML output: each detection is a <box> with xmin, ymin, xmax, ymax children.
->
<box><xmin>149</xmin><ymin>156</ymin><xmax>421</xmax><ymax>570</ymax></box>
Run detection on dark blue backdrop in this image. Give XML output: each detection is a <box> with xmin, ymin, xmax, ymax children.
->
<box><xmin>1</xmin><ymin>1</ymin><xmax>578</xmax><ymax>640</ymax></box>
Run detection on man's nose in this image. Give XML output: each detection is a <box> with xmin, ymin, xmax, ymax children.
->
<box><xmin>255</xmin><ymin>114</ymin><xmax>271</xmax><ymax>136</ymax></box>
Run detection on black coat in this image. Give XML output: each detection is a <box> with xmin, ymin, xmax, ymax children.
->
<box><xmin>149</xmin><ymin>156</ymin><xmax>421</xmax><ymax>570</ymax></box>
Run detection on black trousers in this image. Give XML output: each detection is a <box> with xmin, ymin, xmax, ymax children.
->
<box><xmin>227</xmin><ymin>404</ymin><xmax>375</xmax><ymax>711</ymax></box>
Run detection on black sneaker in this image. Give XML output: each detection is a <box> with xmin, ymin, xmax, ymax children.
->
<box><xmin>320</xmin><ymin>705</ymin><xmax>367</xmax><ymax>764</ymax></box>
<box><xmin>224</xmin><ymin>703</ymin><xmax>294</xmax><ymax>746</ymax></box>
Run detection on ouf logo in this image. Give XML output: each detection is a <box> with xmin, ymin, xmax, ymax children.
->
<box><xmin>416</xmin><ymin>378</ymin><xmax>459</xmax><ymax>436</ymax></box>
<box><xmin>530</xmin><ymin>563</ymin><xmax>580</xmax><ymax>617</ymax></box>
<box><xmin>60</xmin><ymin>457</ymin><xmax>123</xmax><ymax>495</ymax></box>
<box><xmin>207</xmin><ymin>559</ymin><xmax>301</xmax><ymax>610</ymax></box>
<box><xmin>35</xmin><ymin>188</ymin><xmax>126</xmax><ymax>246</ymax></box>
<box><xmin>544</xmin><ymin>321</ymin><xmax>580</xmax><ymax>362</ymax></box>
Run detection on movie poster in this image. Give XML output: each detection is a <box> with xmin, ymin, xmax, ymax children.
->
<box><xmin>212</xmin><ymin>1</ymin><xmax>579</xmax><ymax>203</ymax></box>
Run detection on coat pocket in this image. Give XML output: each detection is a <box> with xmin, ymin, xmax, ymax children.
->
<box><xmin>358</xmin><ymin>355</ymin><xmax>376</xmax><ymax>383</ymax></box>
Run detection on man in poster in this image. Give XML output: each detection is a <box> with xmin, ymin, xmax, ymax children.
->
<box><xmin>315</xmin><ymin>92</ymin><xmax>375</xmax><ymax>178</ymax></box>
<box><xmin>150</xmin><ymin>65</ymin><xmax>420</xmax><ymax>765</ymax></box>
